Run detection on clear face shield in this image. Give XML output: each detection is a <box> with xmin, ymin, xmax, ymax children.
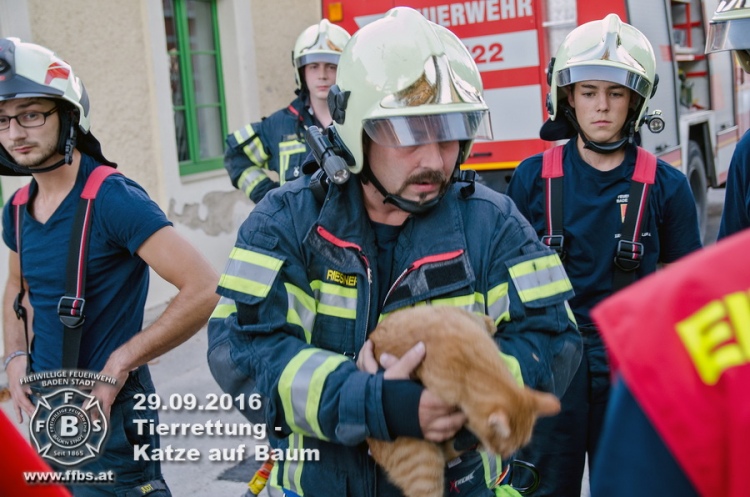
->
<box><xmin>706</xmin><ymin>18</ymin><xmax>750</xmax><ymax>72</ymax></box>
<box><xmin>362</xmin><ymin>111</ymin><xmax>493</xmax><ymax>148</ymax></box>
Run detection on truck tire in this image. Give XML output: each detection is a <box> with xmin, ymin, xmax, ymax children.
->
<box><xmin>686</xmin><ymin>140</ymin><xmax>708</xmax><ymax>241</ymax></box>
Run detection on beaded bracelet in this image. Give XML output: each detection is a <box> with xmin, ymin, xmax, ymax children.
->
<box><xmin>3</xmin><ymin>350</ymin><xmax>28</xmax><ymax>371</ymax></box>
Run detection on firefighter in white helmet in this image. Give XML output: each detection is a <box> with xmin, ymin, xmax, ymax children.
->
<box><xmin>706</xmin><ymin>2</ymin><xmax>750</xmax><ymax>239</ymax></box>
<box><xmin>0</xmin><ymin>37</ymin><xmax>219</xmax><ymax>495</ymax></box>
<box><xmin>506</xmin><ymin>14</ymin><xmax>702</xmax><ymax>497</ymax></box>
<box><xmin>209</xmin><ymin>7</ymin><xmax>580</xmax><ymax>497</ymax></box>
<box><xmin>588</xmin><ymin>5</ymin><xmax>750</xmax><ymax>496</ymax></box>
<box><xmin>223</xmin><ymin>19</ymin><xmax>350</xmax><ymax>203</ymax></box>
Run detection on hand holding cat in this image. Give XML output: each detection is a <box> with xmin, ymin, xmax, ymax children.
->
<box><xmin>356</xmin><ymin>339</ymin><xmax>425</xmax><ymax>379</ymax></box>
<box><xmin>357</xmin><ymin>339</ymin><xmax>467</xmax><ymax>443</ymax></box>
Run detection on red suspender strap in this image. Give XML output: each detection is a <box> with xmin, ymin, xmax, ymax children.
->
<box><xmin>81</xmin><ymin>165</ymin><xmax>121</xmax><ymax>199</ymax></box>
<box><xmin>59</xmin><ymin>166</ymin><xmax>122</xmax><ymax>369</ymax></box>
<box><xmin>541</xmin><ymin>145</ymin><xmax>565</xmax><ymax>258</ymax></box>
<box><xmin>11</xmin><ymin>183</ymin><xmax>33</xmax><ymax>371</ymax></box>
<box><xmin>612</xmin><ymin>147</ymin><xmax>657</xmax><ymax>291</ymax></box>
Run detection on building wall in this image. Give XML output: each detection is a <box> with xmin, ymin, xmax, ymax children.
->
<box><xmin>0</xmin><ymin>0</ymin><xmax>321</xmax><ymax>356</ymax></box>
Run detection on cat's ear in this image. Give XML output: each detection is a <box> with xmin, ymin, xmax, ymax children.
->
<box><xmin>529</xmin><ymin>390</ymin><xmax>562</xmax><ymax>418</ymax></box>
<box><xmin>488</xmin><ymin>412</ymin><xmax>511</xmax><ymax>439</ymax></box>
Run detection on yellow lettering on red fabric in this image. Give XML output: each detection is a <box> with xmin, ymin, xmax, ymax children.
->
<box><xmin>676</xmin><ymin>289</ymin><xmax>750</xmax><ymax>385</ymax></box>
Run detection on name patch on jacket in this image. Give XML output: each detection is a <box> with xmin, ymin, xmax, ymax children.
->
<box><xmin>326</xmin><ymin>270</ymin><xmax>357</xmax><ymax>287</ymax></box>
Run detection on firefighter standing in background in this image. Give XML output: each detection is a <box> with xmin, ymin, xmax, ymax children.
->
<box><xmin>209</xmin><ymin>7</ymin><xmax>581</xmax><ymax>496</ymax></box>
<box><xmin>706</xmin><ymin>1</ymin><xmax>750</xmax><ymax>239</ymax></box>
<box><xmin>506</xmin><ymin>14</ymin><xmax>703</xmax><ymax>496</ymax></box>
<box><xmin>223</xmin><ymin>20</ymin><xmax>350</xmax><ymax>203</ymax></box>
<box><xmin>589</xmin><ymin>227</ymin><xmax>750</xmax><ymax>497</ymax></box>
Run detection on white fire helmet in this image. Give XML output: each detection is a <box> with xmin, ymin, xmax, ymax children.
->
<box><xmin>706</xmin><ymin>1</ymin><xmax>750</xmax><ymax>72</ymax></box>
<box><xmin>0</xmin><ymin>37</ymin><xmax>90</xmax><ymax>133</ymax></box>
<box><xmin>546</xmin><ymin>14</ymin><xmax>657</xmax><ymax>133</ymax></box>
<box><xmin>329</xmin><ymin>6</ymin><xmax>493</xmax><ymax>174</ymax></box>
<box><xmin>292</xmin><ymin>19</ymin><xmax>351</xmax><ymax>91</ymax></box>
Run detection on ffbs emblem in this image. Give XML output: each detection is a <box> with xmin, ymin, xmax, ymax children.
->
<box><xmin>30</xmin><ymin>388</ymin><xmax>108</xmax><ymax>467</ymax></box>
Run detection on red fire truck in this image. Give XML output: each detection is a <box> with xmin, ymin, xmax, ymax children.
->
<box><xmin>323</xmin><ymin>0</ymin><xmax>750</xmax><ymax>236</ymax></box>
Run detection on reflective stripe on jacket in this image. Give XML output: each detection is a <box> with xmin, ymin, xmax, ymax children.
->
<box><xmin>224</xmin><ymin>94</ymin><xmax>315</xmax><ymax>203</ymax></box>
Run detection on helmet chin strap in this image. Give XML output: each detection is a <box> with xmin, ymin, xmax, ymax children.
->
<box><xmin>563</xmin><ymin>105</ymin><xmax>636</xmax><ymax>155</ymax></box>
<box><xmin>362</xmin><ymin>165</ymin><xmax>462</xmax><ymax>215</ymax></box>
<box><xmin>0</xmin><ymin>150</ymin><xmax>70</xmax><ymax>175</ymax></box>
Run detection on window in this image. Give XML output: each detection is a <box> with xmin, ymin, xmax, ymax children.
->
<box><xmin>164</xmin><ymin>0</ymin><xmax>227</xmax><ymax>175</ymax></box>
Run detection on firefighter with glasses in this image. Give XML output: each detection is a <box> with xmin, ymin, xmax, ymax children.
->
<box><xmin>209</xmin><ymin>7</ymin><xmax>580</xmax><ymax>496</ymax></box>
<box><xmin>0</xmin><ymin>38</ymin><xmax>218</xmax><ymax>496</ymax></box>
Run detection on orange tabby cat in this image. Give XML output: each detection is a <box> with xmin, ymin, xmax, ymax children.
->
<box><xmin>367</xmin><ymin>306</ymin><xmax>561</xmax><ymax>497</ymax></box>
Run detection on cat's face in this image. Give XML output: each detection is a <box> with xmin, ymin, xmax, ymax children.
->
<box><xmin>475</xmin><ymin>389</ymin><xmax>560</xmax><ymax>458</ymax></box>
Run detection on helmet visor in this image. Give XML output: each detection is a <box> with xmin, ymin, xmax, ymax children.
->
<box><xmin>295</xmin><ymin>52</ymin><xmax>340</xmax><ymax>68</ymax></box>
<box><xmin>363</xmin><ymin>111</ymin><xmax>493</xmax><ymax>148</ymax></box>
<box><xmin>706</xmin><ymin>18</ymin><xmax>750</xmax><ymax>52</ymax></box>
<box><xmin>557</xmin><ymin>65</ymin><xmax>651</xmax><ymax>98</ymax></box>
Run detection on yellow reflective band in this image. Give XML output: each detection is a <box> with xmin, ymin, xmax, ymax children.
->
<box><xmin>499</xmin><ymin>351</ymin><xmax>524</xmax><ymax>386</ymax></box>
<box><xmin>317</xmin><ymin>282</ymin><xmax>357</xmax><ymax>319</ymax></box>
<box><xmin>508</xmin><ymin>254</ymin><xmax>573</xmax><ymax>303</ymax></box>
<box><xmin>232</xmin><ymin>123</ymin><xmax>254</xmax><ymax>144</ymax></box>
<box><xmin>480</xmin><ymin>451</ymin><xmax>503</xmax><ymax>488</ymax></box>
<box><xmin>279</xmin><ymin>349</ymin><xmax>348</xmax><ymax>440</ymax></box>
<box><xmin>430</xmin><ymin>294</ymin><xmax>483</xmax><ymax>312</ymax></box>
<box><xmin>278</xmin><ymin>140</ymin><xmax>306</xmax><ymax>186</ymax></box>
<box><xmin>239</xmin><ymin>131</ymin><xmax>269</xmax><ymax>164</ymax></box>
<box><xmin>282</xmin><ymin>433</ymin><xmax>305</xmax><ymax>495</ymax></box>
<box><xmin>210</xmin><ymin>298</ymin><xmax>237</xmax><ymax>319</ymax></box>
<box><xmin>379</xmin><ymin>294</ymin><xmax>486</xmax><ymax>323</ymax></box>
<box><xmin>219</xmin><ymin>247</ymin><xmax>284</xmax><ymax>298</ymax></box>
<box><xmin>487</xmin><ymin>283</ymin><xmax>511</xmax><ymax>325</ymax></box>
<box><xmin>279</xmin><ymin>140</ymin><xmax>307</xmax><ymax>154</ymax></box>
<box><xmin>285</xmin><ymin>283</ymin><xmax>317</xmax><ymax>343</ymax></box>
<box><xmin>565</xmin><ymin>301</ymin><xmax>577</xmax><ymax>326</ymax></box>
<box><xmin>238</xmin><ymin>166</ymin><xmax>268</xmax><ymax>197</ymax></box>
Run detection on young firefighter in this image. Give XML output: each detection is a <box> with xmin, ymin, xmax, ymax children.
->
<box><xmin>223</xmin><ymin>19</ymin><xmax>351</xmax><ymax>203</ymax></box>
<box><xmin>0</xmin><ymin>38</ymin><xmax>218</xmax><ymax>495</ymax></box>
<box><xmin>210</xmin><ymin>7</ymin><xmax>581</xmax><ymax>497</ymax></box>
<box><xmin>506</xmin><ymin>14</ymin><xmax>703</xmax><ymax>496</ymax></box>
<box><xmin>706</xmin><ymin>1</ymin><xmax>750</xmax><ymax>240</ymax></box>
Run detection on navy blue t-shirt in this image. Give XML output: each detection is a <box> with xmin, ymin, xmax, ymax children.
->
<box><xmin>2</xmin><ymin>155</ymin><xmax>172</xmax><ymax>372</ymax></box>
<box><xmin>718</xmin><ymin>129</ymin><xmax>750</xmax><ymax>240</ymax></box>
<box><xmin>507</xmin><ymin>140</ymin><xmax>702</xmax><ymax>326</ymax></box>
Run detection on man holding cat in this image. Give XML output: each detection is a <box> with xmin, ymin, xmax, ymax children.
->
<box><xmin>210</xmin><ymin>7</ymin><xmax>581</xmax><ymax>497</ymax></box>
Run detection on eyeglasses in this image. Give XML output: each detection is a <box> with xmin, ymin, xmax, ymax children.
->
<box><xmin>0</xmin><ymin>107</ymin><xmax>58</xmax><ymax>131</ymax></box>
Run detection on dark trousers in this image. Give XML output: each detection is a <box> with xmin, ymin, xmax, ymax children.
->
<box><xmin>513</xmin><ymin>330</ymin><xmax>611</xmax><ymax>497</ymax></box>
<box><xmin>49</xmin><ymin>366</ymin><xmax>172</xmax><ymax>497</ymax></box>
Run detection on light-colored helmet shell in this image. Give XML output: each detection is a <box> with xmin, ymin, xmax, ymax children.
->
<box><xmin>333</xmin><ymin>7</ymin><xmax>490</xmax><ymax>174</ymax></box>
<box><xmin>548</xmin><ymin>14</ymin><xmax>656</xmax><ymax>132</ymax></box>
<box><xmin>0</xmin><ymin>37</ymin><xmax>90</xmax><ymax>133</ymax></box>
<box><xmin>292</xmin><ymin>19</ymin><xmax>350</xmax><ymax>91</ymax></box>
<box><xmin>706</xmin><ymin>2</ymin><xmax>750</xmax><ymax>71</ymax></box>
